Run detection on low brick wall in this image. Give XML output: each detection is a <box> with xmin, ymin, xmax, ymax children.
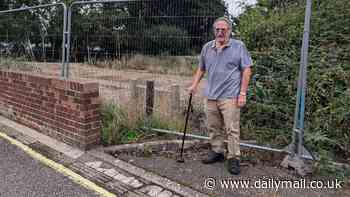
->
<box><xmin>0</xmin><ymin>71</ymin><xmax>101</xmax><ymax>149</ymax></box>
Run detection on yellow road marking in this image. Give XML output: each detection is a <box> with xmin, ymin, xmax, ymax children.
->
<box><xmin>0</xmin><ymin>131</ymin><xmax>116</xmax><ymax>197</ymax></box>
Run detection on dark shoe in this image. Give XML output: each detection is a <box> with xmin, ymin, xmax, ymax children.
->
<box><xmin>202</xmin><ymin>151</ymin><xmax>224</xmax><ymax>164</ymax></box>
<box><xmin>227</xmin><ymin>158</ymin><xmax>240</xmax><ymax>175</ymax></box>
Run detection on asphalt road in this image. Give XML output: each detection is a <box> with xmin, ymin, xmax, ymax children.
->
<box><xmin>0</xmin><ymin>138</ymin><xmax>100</xmax><ymax>197</ymax></box>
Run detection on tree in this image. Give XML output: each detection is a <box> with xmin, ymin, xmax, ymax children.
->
<box><xmin>0</xmin><ymin>0</ymin><xmax>65</xmax><ymax>61</ymax></box>
<box><xmin>1</xmin><ymin>0</ymin><xmax>230</xmax><ymax>61</ymax></box>
<box><xmin>69</xmin><ymin>0</ymin><xmax>229</xmax><ymax>60</ymax></box>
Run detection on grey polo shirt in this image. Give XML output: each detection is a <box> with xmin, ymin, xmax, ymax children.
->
<box><xmin>199</xmin><ymin>38</ymin><xmax>253</xmax><ymax>100</ymax></box>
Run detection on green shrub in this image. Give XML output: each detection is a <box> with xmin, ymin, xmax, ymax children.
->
<box><xmin>237</xmin><ymin>0</ymin><xmax>350</xmax><ymax>164</ymax></box>
<box><xmin>100</xmin><ymin>103</ymin><xmax>140</xmax><ymax>145</ymax></box>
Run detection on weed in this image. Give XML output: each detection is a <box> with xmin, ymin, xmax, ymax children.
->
<box><xmin>100</xmin><ymin>102</ymin><xmax>181</xmax><ymax>145</ymax></box>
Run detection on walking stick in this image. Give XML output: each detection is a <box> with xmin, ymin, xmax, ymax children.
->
<box><xmin>177</xmin><ymin>93</ymin><xmax>193</xmax><ymax>163</ymax></box>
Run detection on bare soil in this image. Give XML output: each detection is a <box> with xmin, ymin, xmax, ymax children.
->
<box><xmin>37</xmin><ymin>62</ymin><xmax>206</xmax><ymax>114</ymax></box>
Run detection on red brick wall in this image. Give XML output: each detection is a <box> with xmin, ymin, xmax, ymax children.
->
<box><xmin>0</xmin><ymin>71</ymin><xmax>101</xmax><ymax>149</ymax></box>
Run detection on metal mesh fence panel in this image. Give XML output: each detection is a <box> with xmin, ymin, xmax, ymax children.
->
<box><xmin>68</xmin><ymin>0</ymin><xmax>227</xmax><ymax>136</ymax></box>
<box><xmin>0</xmin><ymin>4</ymin><xmax>65</xmax><ymax>76</ymax></box>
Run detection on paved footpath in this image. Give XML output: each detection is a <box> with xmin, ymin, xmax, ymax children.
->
<box><xmin>0</xmin><ymin>116</ymin><xmax>207</xmax><ymax>197</ymax></box>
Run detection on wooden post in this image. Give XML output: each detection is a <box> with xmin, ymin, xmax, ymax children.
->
<box><xmin>145</xmin><ymin>80</ymin><xmax>154</xmax><ymax>117</ymax></box>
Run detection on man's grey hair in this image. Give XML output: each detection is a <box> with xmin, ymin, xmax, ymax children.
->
<box><xmin>213</xmin><ymin>17</ymin><xmax>233</xmax><ymax>30</ymax></box>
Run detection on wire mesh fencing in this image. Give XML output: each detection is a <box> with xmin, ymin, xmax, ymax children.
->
<box><xmin>0</xmin><ymin>4</ymin><xmax>65</xmax><ymax>76</ymax></box>
<box><xmin>0</xmin><ymin>1</ymin><xmax>348</xmax><ymax>166</ymax></box>
<box><xmin>0</xmin><ymin>1</ymin><xmax>315</xmax><ymax>148</ymax></box>
<box><xmin>67</xmin><ymin>0</ymin><xmax>228</xmax><ymax>135</ymax></box>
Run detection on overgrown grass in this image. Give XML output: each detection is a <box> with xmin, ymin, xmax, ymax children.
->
<box><xmin>100</xmin><ymin>102</ymin><xmax>185</xmax><ymax>146</ymax></box>
<box><xmin>100</xmin><ymin>102</ymin><xmax>138</xmax><ymax>145</ymax></box>
<box><xmin>87</xmin><ymin>54</ymin><xmax>198</xmax><ymax>76</ymax></box>
<box><xmin>144</xmin><ymin>115</ymin><xmax>184</xmax><ymax>131</ymax></box>
<box><xmin>0</xmin><ymin>57</ymin><xmax>42</xmax><ymax>72</ymax></box>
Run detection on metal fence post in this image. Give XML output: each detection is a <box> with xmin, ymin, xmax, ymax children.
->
<box><xmin>281</xmin><ymin>0</ymin><xmax>314</xmax><ymax>176</ymax></box>
<box><xmin>61</xmin><ymin>3</ymin><xmax>68</xmax><ymax>79</ymax></box>
<box><xmin>64</xmin><ymin>5</ymin><xmax>73</xmax><ymax>79</ymax></box>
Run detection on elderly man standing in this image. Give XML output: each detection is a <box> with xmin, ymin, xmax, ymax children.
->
<box><xmin>188</xmin><ymin>17</ymin><xmax>253</xmax><ymax>175</ymax></box>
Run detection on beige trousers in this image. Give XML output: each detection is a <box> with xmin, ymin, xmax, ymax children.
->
<box><xmin>206</xmin><ymin>99</ymin><xmax>240</xmax><ymax>159</ymax></box>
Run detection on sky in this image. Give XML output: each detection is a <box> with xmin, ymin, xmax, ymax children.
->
<box><xmin>224</xmin><ymin>0</ymin><xmax>257</xmax><ymax>16</ymax></box>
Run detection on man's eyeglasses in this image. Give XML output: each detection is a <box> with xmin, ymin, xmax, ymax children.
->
<box><xmin>215</xmin><ymin>28</ymin><xmax>228</xmax><ymax>32</ymax></box>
